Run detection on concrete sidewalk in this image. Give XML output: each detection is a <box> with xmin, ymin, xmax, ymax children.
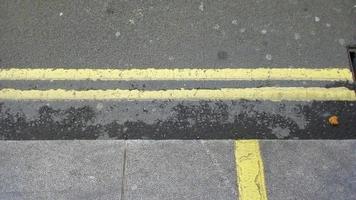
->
<box><xmin>0</xmin><ymin>140</ymin><xmax>355</xmax><ymax>200</ymax></box>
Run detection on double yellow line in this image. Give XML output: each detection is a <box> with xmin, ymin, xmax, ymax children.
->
<box><xmin>1</xmin><ymin>67</ymin><xmax>354</xmax><ymax>199</ymax></box>
<box><xmin>0</xmin><ymin>67</ymin><xmax>355</xmax><ymax>101</ymax></box>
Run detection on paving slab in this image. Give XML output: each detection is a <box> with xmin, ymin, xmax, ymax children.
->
<box><xmin>1</xmin><ymin>140</ymin><xmax>356</xmax><ymax>199</ymax></box>
<box><xmin>261</xmin><ymin>140</ymin><xmax>356</xmax><ymax>200</ymax></box>
<box><xmin>124</xmin><ymin>140</ymin><xmax>237</xmax><ymax>200</ymax></box>
<box><xmin>0</xmin><ymin>141</ymin><xmax>125</xmax><ymax>200</ymax></box>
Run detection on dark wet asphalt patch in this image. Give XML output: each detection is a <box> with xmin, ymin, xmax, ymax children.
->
<box><xmin>0</xmin><ymin>101</ymin><xmax>355</xmax><ymax>140</ymax></box>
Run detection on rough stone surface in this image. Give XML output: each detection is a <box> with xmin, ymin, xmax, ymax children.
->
<box><xmin>0</xmin><ymin>141</ymin><xmax>125</xmax><ymax>199</ymax></box>
<box><xmin>262</xmin><ymin>140</ymin><xmax>356</xmax><ymax>200</ymax></box>
<box><xmin>124</xmin><ymin>140</ymin><xmax>237</xmax><ymax>200</ymax></box>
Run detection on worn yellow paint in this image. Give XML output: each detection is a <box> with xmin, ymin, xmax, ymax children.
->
<box><xmin>0</xmin><ymin>68</ymin><xmax>352</xmax><ymax>81</ymax></box>
<box><xmin>0</xmin><ymin>87</ymin><xmax>355</xmax><ymax>101</ymax></box>
<box><xmin>235</xmin><ymin>140</ymin><xmax>268</xmax><ymax>200</ymax></box>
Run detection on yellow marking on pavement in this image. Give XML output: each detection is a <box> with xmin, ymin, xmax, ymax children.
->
<box><xmin>0</xmin><ymin>68</ymin><xmax>352</xmax><ymax>81</ymax></box>
<box><xmin>0</xmin><ymin>87</ymin><xmax>355</xmax><ymax>101</ymax></box>
<box><xmin>235</xmin><ymin>140</ymin><xmax>268</xmax><ymax>200</ymax></box>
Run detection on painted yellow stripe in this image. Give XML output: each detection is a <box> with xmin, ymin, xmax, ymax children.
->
<box><xmin>0</xmin><ymin>87</ymin><xmax>355</xmax><ymax>101</ymax></box>
<box><xmin>235</xmin><ymin>140</ymin><xmax>268</xmax><ymax>200</ymax></box>
<box><xmin>0</xmin><ymin>68</ymin><xmax>352</xmax><ymax>81</ymax></box>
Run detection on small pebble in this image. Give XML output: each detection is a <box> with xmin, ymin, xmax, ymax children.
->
<box><xmin>265</xmin><ymin>54</ymin><xmax>272</xmax><ymax>60</ymax></box>
<box><xmin>338</xmin><ymin>38</ymin><xmax>345</xmax><ymax>46</ymax></box>
<box><xmin>294</xmin><ymin>33</ymin><xmax>301</xmax><ymax>40</ymax></box>
<box><xmin>199</xmin><ymin>2</ymin><xmax>204</xmax><ymax>11</ymax></box>
<box><xmin>213</xmin><ymin>24</ymin><xmax>220</xmax><ymax>30</ymax></box>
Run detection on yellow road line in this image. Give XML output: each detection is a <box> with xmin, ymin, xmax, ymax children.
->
<box><xmin>0</xmin><ymin>87</ymin><xmax>355</xmax><ymax>101</ymax></box>
<box><xmin>235</xmin><ymin>140</ymin><xmax>268</xmax><ymax>200</ymax></box>
<box><xmin>0</xmin><ymin>68</ymin><xmax>352</xmax><ymax>81</ymax></box>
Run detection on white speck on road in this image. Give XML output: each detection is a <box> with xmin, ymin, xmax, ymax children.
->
<box><xmin>88</xmin><ymin>176</ymin><xmax>96</xmax><ymax>182</ymax></box>
<box><xmin>232</xmin><ymin>20</ymin><xmax>238</xmax><ymax>25</ymax></box>
<box><xmin>338</xmin><ymin>38</ymin><xmax>345</xmax><ymax>46</ymax></box>
<box><xmin>266</xmin><ymin>54</ymin><xmax>272</xmax><ymax>60</ymax></box>
<box><xmin>199</xmin><ymin>2</ymin><xmax>204</xmax><ymax>11</ymax></box>
<box><xmin>261</xmin><ymin>29</ymin><xmax>267</xmax><ymax>34</ymax></box>
<box><xmin>133</xmin><ymin>8</ymin><xmax>144</xmax><ymax>17</ymax></box>
<box><xmin>213</xmin><ymin>24</ymin><xmax>220</xmax><ymax>30</ymax></box>
<box><xmin>115</xmin><ymin>31</ymin><xmax>121</xmax><ymax>37</ymax></box>
<box><xmin>131</xmin><ymin>184</ymin><xmax>138</xmax><ymax>190</ymax></box>
<box><xmin>129</xmin><ymin>19</ymin><xmax>135</xmax><ymax>24</ymax></box>
<box><xmin>272</xmin><ymin>126</ymin><xmax>290</xmax><ymax>139</ymax></box>
<box><xmin>239</xmin><ymin>28</ymin><xmax>246</xmax><ymax>33</ymax></box>
<box><xmin>314</xmin><ymin>16</ymin><xmax>320</xmax><ymax>22</ymax></box>
<box><xmin>59</xmin><ymin>12</ymin><xmax>63</xmax><ymax>16</ymax></box>
<box><xmin>294</xmin><ymin>33</ymin><xmax>301</xmax><ymax>40</ymax></box>
<box><xmin>168</xmin><ymin>56</ymin><xmax>175</xmax><ymax>61</ymax></box>
<box><xmin>326</xmin><ymin>23</ymin><xmax>331</xmax><ymax>27</ymax></box>
<box><xmin>96</xmin><ymin>103</ymin><xmax>104</xmax><ymax>111</ymax></box>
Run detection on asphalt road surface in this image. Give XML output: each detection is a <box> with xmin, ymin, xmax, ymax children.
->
<box><xmin>0</xmin><ymin>1</ymin><xmax>356</xmax><ymax>199</ymax></box>
<box><xmin>1</xmin><ymin>0</ymin><xmax>356</xmax><ymax>139</ymax></box>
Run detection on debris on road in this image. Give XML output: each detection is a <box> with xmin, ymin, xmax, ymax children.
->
<box><xmin>328</xmin><ymin>115</ymin><xmax>339</xmax><ymax>126</ymax></box>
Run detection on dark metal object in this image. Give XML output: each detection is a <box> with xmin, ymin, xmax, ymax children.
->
<box><xmin>348</xmin><ymin>46</ymin><xmax>356</xmax><ymax>82</ymax></box>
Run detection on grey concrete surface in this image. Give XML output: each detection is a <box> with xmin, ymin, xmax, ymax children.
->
<box><xmin>124</xmin><ymin>140</ymin><xmax>237</xmax><ymax>200</ymax></box>
<box><xmin>262</xmin><ymin>140</ymin><xmax>356</xmax><ymax>200</ymax></box>
<box><xmin>0</xmin><ymin>141</ymin><xmax>125</xmax><ymax>200</ymax></box>
<box><xmin>0</xmin><ymin>140</ymin><xmax>238</xmax><ymax>200</ymax></box>
<box><xmin>1</xmin><ymin>0</ymin><xmax>355</xmax><ymax>68</ymax></box>
<box><xmin>1</xmin><ymin>140</ymin><xmax>356</xmax><ymax>199</ymax></box>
